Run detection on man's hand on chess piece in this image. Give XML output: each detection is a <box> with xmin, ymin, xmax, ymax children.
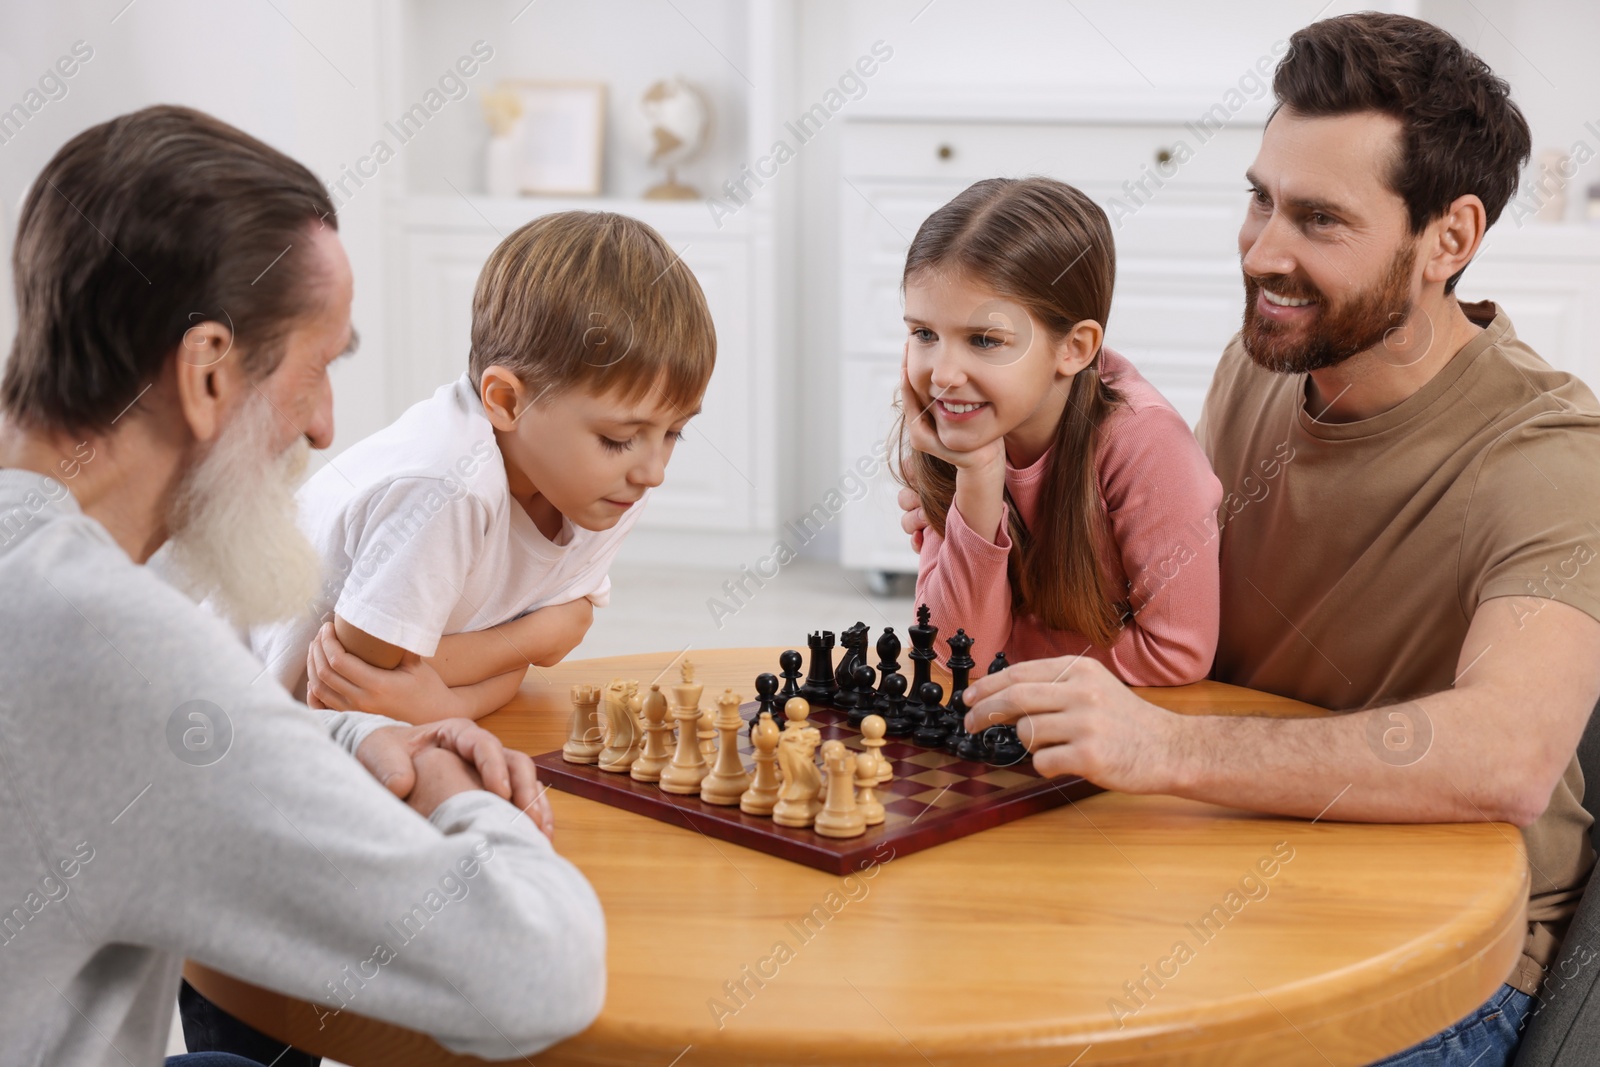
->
<box><xmin>960</xmin><ymin>656</ymin><xmax>1182</xmax><ymax>795</ymax></box>
<box><xmin>356</xmin><ymin>718</ymin><xmax>554</xmax><ymax>838</ymax></box>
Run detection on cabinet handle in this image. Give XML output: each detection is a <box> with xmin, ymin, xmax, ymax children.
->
<box><xmin>937</xmin><ymin>143</ymin><xmax>954</xmax><ymax>161</ymax></box>
<box><xmin>1155</xmin><ymin>147</ymin><xmax>1173</xmax><ymax>165</ymax></box>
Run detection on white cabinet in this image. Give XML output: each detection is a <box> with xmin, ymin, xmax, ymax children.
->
<box><xmin>836</xmin><ymin>113</ymin><xmax>1264</xmax><ymax>576</ymax></box>
<box><xmin>1456</xmin><ymin>227</ymin><xmax>1600</xmax><ymax>384</ymax></box>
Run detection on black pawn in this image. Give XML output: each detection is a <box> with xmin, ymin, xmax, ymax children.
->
<box><xmin>984</xmin><ymin>724</ymin><xmax>1028</xmax><ymax>766</ymax></box>
<box><xmin>846</xmin><ymin>662</ymin><xmax>877</xmax><ymax>728</ymax></box>
<box><xmin>799</xmin><ymin>630</ymin><xmax>838</xmax><ymax>705</ymax></box>
<box><xmin>955</xmin><ymin>718</ymin><xmax>989</xmax><ymax>762</ymax></box>
<box><xmin>911</xmin><ymin>681</ymin><xmax>949</xmax><ymax>747</ymax></box>
<box><xmin>982</xmin><ymin>650</ymin><xmax>1025</xmax><ymax>765</ymax></box>
<box><xmin>748</xmin><ymin>672</ymin><xmax>780</xmax><ymax>741</ymax></box>
<box><xmin>776</xmin><ymin>649</ymin><xmax>804</xmax><ymax>705</ymax></box>
<box><xmin>881</xmin><ymin>674</ymin><xmax>913</xmax><ymax>737</ymax></box>
<box><xmin>872</xmin><ymin>627</ymin><xmax>904</xmax><ymax>711</ymax></box>
<box><xmin>946</xmin><ymin>702</ymin><xmax>977</xmax><ymax>758</ymax></box>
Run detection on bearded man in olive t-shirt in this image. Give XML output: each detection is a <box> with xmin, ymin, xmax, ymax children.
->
<box><xmin>930</xmin><ymin>15</ymin><xmax>1600</xmax><ymax>1066</ymax></box>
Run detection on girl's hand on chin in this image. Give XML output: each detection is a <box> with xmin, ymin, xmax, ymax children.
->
<box><xmin>901</xmin><ymin>369</ymin><xmax>1005</xmax><ymax>474</ymax></box>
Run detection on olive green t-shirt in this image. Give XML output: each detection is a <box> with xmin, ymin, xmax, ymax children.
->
<box><xmin>1196</xmin><ymin>301</ymin><xmax>1600</xmax><ymax>995</ymax></box>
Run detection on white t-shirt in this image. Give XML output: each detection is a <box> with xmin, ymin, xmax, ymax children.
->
<box><xmin>253</xmin><ymin>373</ymin><xmax>645</xmax><ymax>696</ymax></box>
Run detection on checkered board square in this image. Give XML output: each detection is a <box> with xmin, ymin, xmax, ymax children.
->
<box><xmin>534</xmin><ymin>700</ymin><xmax>1102</xmax><ymax>874</ymax></box>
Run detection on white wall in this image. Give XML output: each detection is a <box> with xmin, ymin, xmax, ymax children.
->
<box><xmin>785</xmin><ymin>0</ymin><xmax>1413</xmax><ymax>558</ymax></box>
<box><xmin>3</xmin><ymin>0</ymin><xmax>1595</xmax><ymax>562</ymax></box>
<box><xmin>397</xmin><ymin>0</ymin><xmax>751</xmax><ymax>200</ymax></box>
<box><xmin>1420</xmin><ymin>0</ymin><xmax>1600</xmax><ymax>225</ymax></box>
<box><xmin>0</xmin><ymin>0</ymin><xmax>392</xmax><ymax>457</ymax></box>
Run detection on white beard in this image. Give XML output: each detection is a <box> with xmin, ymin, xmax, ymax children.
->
<box><xmin>162</xmin><ymin>390</ymin><xmax>323</xmax><ymax>629</ymax></box>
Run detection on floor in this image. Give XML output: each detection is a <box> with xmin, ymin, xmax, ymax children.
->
<box><xmin>569</xmin><ymin>558</ymin><xmax>917</xmax><ymax>661</ymax></box>
<box><xmin>166</xmin><ymin>560</ymin><xmax>915</xmax><ymax>1062</ymax></box>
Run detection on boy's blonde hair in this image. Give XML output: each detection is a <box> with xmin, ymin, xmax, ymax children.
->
<box><xmin>469</xmin><ymin>211</ymin><xmax>715</xmax><ymax>410</ymax></box>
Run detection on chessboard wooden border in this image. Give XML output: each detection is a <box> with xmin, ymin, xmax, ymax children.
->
<box><xmin>534</xmin><ymin>706</ymin><xmax>1104</xmax><ymax>875</ymax></box>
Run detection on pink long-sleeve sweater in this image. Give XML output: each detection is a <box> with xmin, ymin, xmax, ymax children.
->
<box><xmin>915</xmin><ymin>348</ymin><xmax>1222</xmax><ymax>685</ymax></box>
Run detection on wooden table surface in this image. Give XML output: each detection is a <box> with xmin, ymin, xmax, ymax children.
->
<box><xmin>187</xmin><ymin>647</ymin><xmax>1529</xmax><ymax>1066</ymax></box>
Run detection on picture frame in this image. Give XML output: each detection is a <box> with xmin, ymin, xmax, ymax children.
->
<box><xmin>495</xmin><ymin>80</ymin><xmax>607</xmax><ymax>197</ymax></box>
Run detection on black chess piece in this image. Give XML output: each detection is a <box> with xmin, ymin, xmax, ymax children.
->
<box><xmin>942</xmin><ymin>629</ymin><xmax>978</xmax><ymax>756</ymax></box>
<box><xmin>799</xmin><ymin>630</ymin><xmax>838</xmax><ymax>704</ymax></box>
<box><xmin>944</xmin><ymin>628</ymin><xmax>976</xmax><ymax>719</ymax></box>
<box><xmin>748</xmin><ymin>672</ymin><xmax>780</xmax><ymax>741</ymax></box>
<box><xmin>981</xmin><ymin>650</ymin><xmax>1025</xmax><ymax>764</ymax></box>
<box><xmin>984</xmin><ymin>724</ymin><xmax>1028</xmax><ymax>766</ymax></box>
<box><xmin>846</xmin><ymin>662</ymin><xmax>877</xmax><ymax>728</ymax></box>
<box><xmin>880</xmin><ymin>673</ymin><xmax>913</xmax><ymax>737</ymax></box>
<box><xmin>872</xmin><ymin>627</ymin><xmax>903</xmax><ymax>711</ymax></box>
<box><xmin>955</xmin><ymin>717</ymin><xmax>989</xmax><ymax>761</ymax></box>
<box><xmin>835</xmin><ymin>622</ymin><xmax>869</xmax><ymax>699</ymax></box>
<box><xmin>910</xmin><ymin>681</ymin><xmax>949</xmax><ymax>747</ymax></box>
<box><xmin>945</xmin><ymin>702</ymin><xmax>977</xmax><ymax>758</ymax></box>
<box><xmin>907</xmin><ymin>604</ymin><xmax>939</xmax><ymax>720</ymax></box>
<box><xmin>776</xmin><ymin>649</ymin><xmax>804</xmax><ymax>705</ymax></box>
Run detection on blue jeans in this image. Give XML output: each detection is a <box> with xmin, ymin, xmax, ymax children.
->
<box><xmin>1368</xmin><ymin>983</ymin><xmax>1533</xmax><ymax>1066</ymax></box>
<box><xmin>178</xmin><ymin>979</ymin><xmax>319</xmax><ymax>1067</ymax></box>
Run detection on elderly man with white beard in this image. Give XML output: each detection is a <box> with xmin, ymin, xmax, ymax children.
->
<box><xmin>0</xmin><ymin>106</ymin><xmax>602</xmax><ymax>1067</ymax></box>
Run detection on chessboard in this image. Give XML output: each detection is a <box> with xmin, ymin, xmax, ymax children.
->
<box><xmin>533</xmin><ymin>607</ymin><xmax>1104</xmax><ymax>875</ymax></box>
<box><xmin>534</xmin><ymin>700</ymin><xmax>1102</xmax><ymax>875</ymax></box>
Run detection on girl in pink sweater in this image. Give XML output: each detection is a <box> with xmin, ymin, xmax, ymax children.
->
<box><xmin>897</xmin><ymin>177</ymin><xmax>1221</xmax><ymax>685</ymax></box>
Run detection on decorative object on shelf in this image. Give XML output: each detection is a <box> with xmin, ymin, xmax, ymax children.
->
<box><xmin>480</xmin><ymin>86</ymin><xmax>523</xmax><ymax>198</ymax></box>
<box><xmin>490</xmin><ymin>80</ymin><xmax>606</xmax><ymax>197</ymax></box>
<box><xmin>1535</xmin><ymin>149</ymin><xmax>1569</xmax><ymax>223</ymax></box>
<box><xmin>640</xmin><ymin>76</ymin><xmax>710</xmax><ymax>200</ymax></box>
<box><xmin>1587</xmin><ymin>183</ymin><xmax>1600</xmax><ymax>224</ymax></box>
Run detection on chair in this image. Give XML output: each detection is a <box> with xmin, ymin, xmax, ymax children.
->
<box><xmin>1512</xmin><ymin>698</ymin><xmax>1600</xmax><ymax>1065</ymax></box>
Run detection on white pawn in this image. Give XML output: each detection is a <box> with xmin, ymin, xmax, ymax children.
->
<box><xmin>855</xmin><ymin>751</ymin><xmax>885</xmax><ymax>826</ymax></box>
<box><xmin>740</xmin><ymin>712</ymin><xmax>782</xmax><ymax>816</ymax></box>
<box><xmin>859</xmin><ymin>713</ymin><xmax>891</xmax><ymax>786</ymax></box>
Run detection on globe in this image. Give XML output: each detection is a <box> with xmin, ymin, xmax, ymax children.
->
<box><xmin>640</xmin><ymin>77</ymin><xmax>711</xmax><ymax>199</ymax></box>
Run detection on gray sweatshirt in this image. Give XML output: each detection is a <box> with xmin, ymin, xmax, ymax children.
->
<box><xmin>0</xmin><ymin>469</ymin><xmax>605</xmax><ymax>1065</ymax></box>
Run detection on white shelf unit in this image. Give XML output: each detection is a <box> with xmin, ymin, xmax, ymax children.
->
<box><xmin>377</xmin><ymin>0</ymin><xmax>792</xmax><ymax>563</ymax></box>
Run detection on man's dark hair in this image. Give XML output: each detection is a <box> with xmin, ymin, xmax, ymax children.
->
<box><xmin>1272</xmin><ymin>12</ymin><xmax>1531</xmax><ymax>293</ymax></box>
<box><xmin>2</xmin><ymin>104</ymin><xmax>336</xmax><ymax>434</ymax></box>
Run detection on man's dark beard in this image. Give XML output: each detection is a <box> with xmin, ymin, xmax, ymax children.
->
<box><xmin>1241</xmin><ymin>242</ymin><xmax>1417</xmax><ymax>374</ymax></box>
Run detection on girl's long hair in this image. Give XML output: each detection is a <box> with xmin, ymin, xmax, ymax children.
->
<box><xmin>893</xmin><ymin>177</ymin><xmax>1126</xmax><ymax>646</ymax></box>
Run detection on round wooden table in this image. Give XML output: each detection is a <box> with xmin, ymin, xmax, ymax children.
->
<box><xmin>186</xmin><ymin>647</ymin><xmax>1529</xmax><ymax>1066</ymax></box>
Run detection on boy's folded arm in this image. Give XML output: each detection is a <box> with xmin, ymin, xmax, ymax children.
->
<box><xmin>428</xmin><ymin>597</ymin><xmax>595</xmax><ymax>686</ymax></box>
<box><xmin>334</xmin><ymin>614</ymin><xmax>407</xmax><ymax>669</ymax></box>
<box><xmin>450</xmin><ymin>666</ymin><xmax>532</xmax><ymax>720</ymax></box>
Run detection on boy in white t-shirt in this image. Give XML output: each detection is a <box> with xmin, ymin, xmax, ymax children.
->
<box><xmin>251</xmin><ymin>210</ymin><xmax>715</xmax><ymax>721</ymax></box>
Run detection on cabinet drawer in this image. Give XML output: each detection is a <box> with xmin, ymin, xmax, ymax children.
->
<box><xmin>842</xmin><ymin>119</ymin><xmax>1263</xmax><ymax>187</ymax></box>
